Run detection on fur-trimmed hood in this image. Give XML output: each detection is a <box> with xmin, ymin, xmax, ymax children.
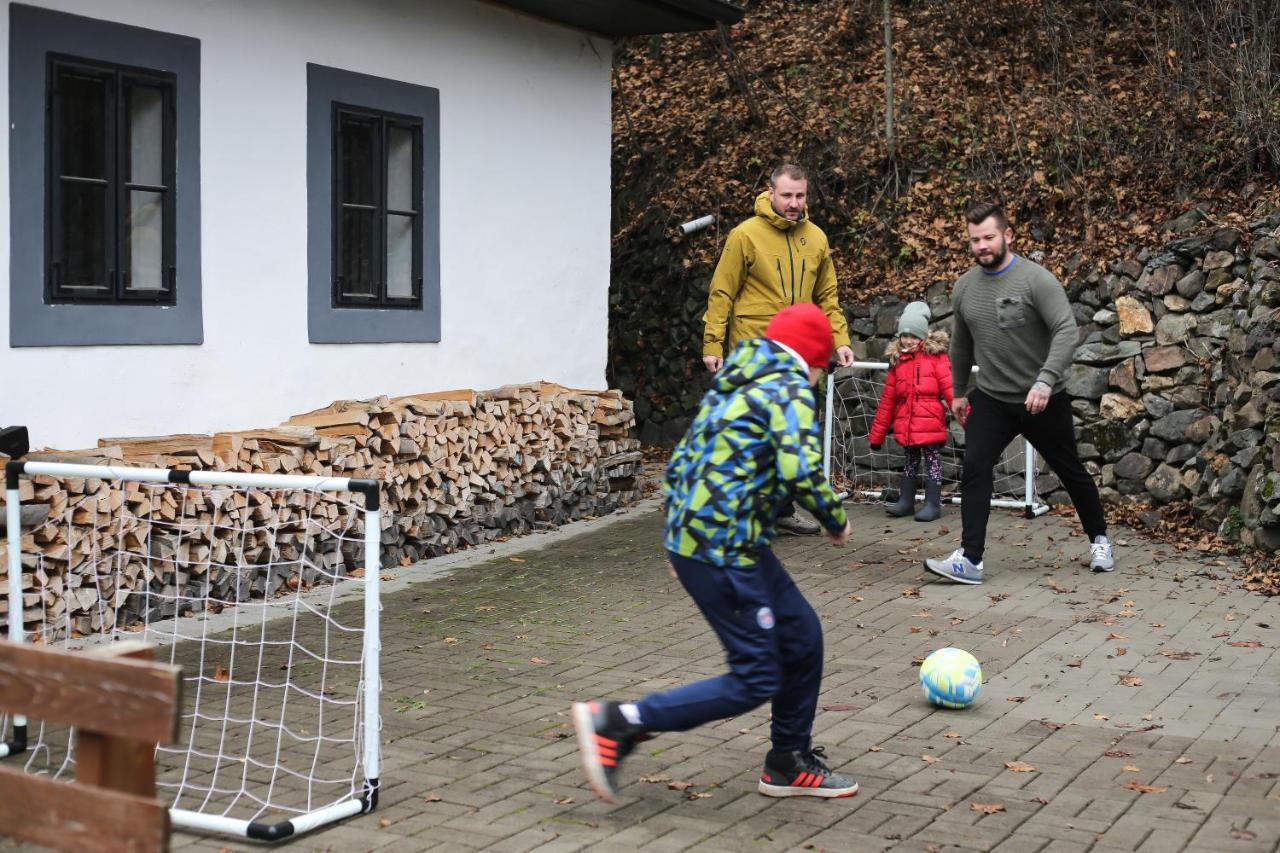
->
<box><xmin>884</xmin><ymin>328</ymin><xmax>950</xmax><ymax>364</ymax></box>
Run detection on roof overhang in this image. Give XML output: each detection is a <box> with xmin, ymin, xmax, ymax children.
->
<box><xmin>485</xmin><ymin>0</ymin><xmax>744</xmax><ymax>36</ymax></box>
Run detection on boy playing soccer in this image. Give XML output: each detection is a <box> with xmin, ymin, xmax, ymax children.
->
<box><xmin>572</xmin><ymin>303</ymin><xmax>858</xmax><ymax>802</ymax></box>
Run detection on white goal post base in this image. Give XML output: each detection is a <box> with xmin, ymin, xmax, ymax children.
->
<box><xmin>837</xmin><ymin>489</ymin><xmax>1052</xmax><ymax>519</ymax></box>
<box><xmin>3</xmin><ymin>459</ymin><xmax>384</xmax><ymax>843</ymax></box>
<box><xmin>171</xmin><ymin>785</ymin><xmax>377</xmax><ymax>842</ymax></box>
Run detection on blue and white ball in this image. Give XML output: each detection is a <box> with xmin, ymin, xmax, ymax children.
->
<box><xmin>919</xmin><ymin>647</ymin><xmax>982</xmax><ymax>709</ymax></box>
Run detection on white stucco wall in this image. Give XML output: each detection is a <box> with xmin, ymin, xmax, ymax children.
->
<box><xmin>0</xmin><ymin>0</ymin><xmax>612</xmax><ymax>450</ymax></box>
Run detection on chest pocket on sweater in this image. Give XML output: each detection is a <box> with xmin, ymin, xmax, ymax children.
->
<box><xmin>995</xmin><ymin>296</ymin><xmax>1028</xmax><ymax>329</ymax></box>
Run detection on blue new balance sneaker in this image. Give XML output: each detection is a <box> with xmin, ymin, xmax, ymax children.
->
<box><xmin>924</xmin><ymin>549</ymin><xmax>984</xmax><ymax>585</ymax></box>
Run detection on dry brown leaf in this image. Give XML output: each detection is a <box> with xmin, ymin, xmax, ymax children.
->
<box><xmin>868</xmin><ymin>745</ymin><xmax>883</xmax><ymax>752</ymax></box>
<box><xmin>1115</xmin><ymin>647</ymin><xmax>1128</xmax><ymax>656</ymax></box>
<box><xmin>1104</xmin><ymin>750</ymin><xmax>1132</xmax><ymax>757</ymax></box>
<box><xmin>686</xmin><ymin>791</ymin><xmax>713</xmax><ymax>800</ymax></box>
<box><xmin>1229</xmin><ymin>640</ymin><xmax>1263</xmax><ymax>648</ymax></box>
<box><xmin>1123</xmin><ymin>781</ymin><xmax>1168</xmax><ymax>794</ymax></box>
<box><xmin>971</xmin><ymin>802</ymin><xmax>1006</xmax><ymax>814</ymax></box>
<box><xmin>553</xmin><ymin>796</ymin><xmax>575</xmax><ymax>805</ymax></box>
<box><xmin>1005</xmin><ymin>761</ymin><xmax>1036</xmax><ymax>772</ymax></box>
<box><xmin>667</xmin><ymin>780</ymin><xmax>694</xmax><ymax>791</ymax></box>
<box><xmin>1123</xmin><ymin>764</ymin><xmax>1141</xmax><ymax>772</ymax></box>
<box><xmin>1175</xmin><ymin>757</ymin><xmax>1193</xmax><ymax>765</ymax></box>
<box><xmin>1120</xmin><ymin>675</ymin><xmax>1143</xmax><ymax>687</ymax></box>
<box><xmin>530</xmin><ymin>656</ymin><xmax>552</xmax><ymax>665</ymax></box>
<box><xmin>1159</xmin><ymin>650</ymin><xmax>1197</xmax><ymax>660</ymax></box>
<box><xmin>902</xmin><ymin>587</ymin><xmax>921</xmax><ymax>598</ymax></box>
<box><xmin>509</xmin><ymin>557</ymin><xmax>526</xmax><ymax>563</ymax></box>
<box><xmin>1007</xmin><ymin>696</ymin><xmax>1028</xmax><ymax>703</ymax></box>
<box><xmin>921</xmin><ymin>754</ymin><xmax>940</xmax><ymax>764</ymax></box>
<box><xmin>945</xmin><ymin>732</ymin><xmax>962</xmax><ymax>739</ymax></box>
<box><xmin>1229</xmin><ymin>827</ymin><xmax>1256</xmax><ymax>841</ymax></box>
<box><xmin>423</xmin><ymin>794</ymin><xmax>442</xmax><ymax>802</ymax></box>
<box><xmin>910</xmin><ymin>626</ymin><xmax>923</xmax><ymax>634</ymax></box>
<box><xmin>822</xmin><ymin>704</ymin><xmax>858</xmax><ymax>712</ymax></box>
<box><xmin>1067</xmin><ymin>659</ymin><xmax>1083</xmax><ymax>668</ymax></box>
<box><xmin>1106</xmin><ymin>632</ymin><xmax>1127</xmax><ymax>640</ymax></box>
<box><xmin>639</xmin><ymin>774</ymin><xmax>671</xmax><ymax>784</ymax></box>
<box><xmin>213</xmin><ymin>665</ymin><xmax>231</xmax><ymax>682</ymax></box>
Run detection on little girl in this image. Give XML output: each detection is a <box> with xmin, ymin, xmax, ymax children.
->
<box><xmin>867</xmin><ymin>301</ymin><xmax>953</xmax><ymax>521</ymax></box>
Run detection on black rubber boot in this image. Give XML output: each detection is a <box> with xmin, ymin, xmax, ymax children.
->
<box><xmin>914</xmin><ymin>480</ymin><xmax>942</xmax><ymax>522</ymax></box>
<box><xmin>885</xmin><ymin>476</ymin><xmax>917</xmax><ymax>517</ymax></box>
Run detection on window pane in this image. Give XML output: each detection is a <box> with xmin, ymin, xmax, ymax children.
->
<box><xmin>387</xmin><ymin>125</ymin><xmax>415</xmax><ymax>212</ymax></box>
<box><xmin>126</xmin><ymin>190</ymin><xmax>164</xmax><ymax>292</ymax></box>
<box><xmin>386</xmin><ymin>213</ymin><xmax>414</xmax><ymax>299</ymax></box>
<box><xmin>339</xmin><ymin>114</ymin><xmax>377</xmax><ymax>206</ymax></box>
<box><xmin>58</xmin><ymin>68</ymin><xmax>109</xmax><ymax>180</ymax></box>
<box><xmin>340</xmin><ymin>207</ymin><xmax>376</xmax><ymax>301</ymax></box>
<box><xmin>128</xmin><ymin>84</ymin><xmax>165</xmax><ymax>187</ymax></box>
<box><xmin>58</xmin><ymin>181</ymin><xmax>109</xmax><ymax>293</ymax></box>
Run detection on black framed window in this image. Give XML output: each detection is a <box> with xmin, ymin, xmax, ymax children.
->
<box><xmin>47</xmin><ymin>55</ymin><xmax>175</xmax><ymax>305</ymax></box>
<box><xmin>332</xmin><ymin>105</ymin><xmax>422</xmax><ymax>309</ymax></box>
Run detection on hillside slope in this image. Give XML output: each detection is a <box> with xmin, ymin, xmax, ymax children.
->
<box><xmin>609</xmin><ymin>0</ymin><xmax>1279</xmax><ymax>435</ymax></box>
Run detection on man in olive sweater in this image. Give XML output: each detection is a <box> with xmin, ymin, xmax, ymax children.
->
<box><xmin>925</xmin><ymin>202</ymin><xmax>1113</xmax><ymax>585</ymax></box>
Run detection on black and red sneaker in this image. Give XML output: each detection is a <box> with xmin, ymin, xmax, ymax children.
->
<box><xmin>572</xmin><ymin>700</ymin><xmax>644</xmax><ymax>803</ymax></box>
<box><xmin>757</xmin><ymin>745</ymin><xmax>859</xmax><ymax>798</ymax></box>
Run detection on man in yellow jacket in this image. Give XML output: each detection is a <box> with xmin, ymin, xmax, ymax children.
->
<box><xmin>702</xmin><ymin>163</ymin><xmax>855</xmax><ymax>535</ymax></box>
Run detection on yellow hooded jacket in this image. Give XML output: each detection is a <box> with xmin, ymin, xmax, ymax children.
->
<box><xmin>702</xmin><ymin>190</ymin><xmax>852</xmax><ymax>359</ymax></box>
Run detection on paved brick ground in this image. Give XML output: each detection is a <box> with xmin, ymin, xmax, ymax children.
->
<box><xmin>11</xmin><ymin>497</ymin><xmax>1279</xmax><ymax>852</ymax></box>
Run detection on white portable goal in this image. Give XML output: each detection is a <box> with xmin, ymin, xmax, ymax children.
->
<box><xmin>824</xmin><ymin>362</ymin><xmax>1049</xmax><ymax>517</ymax></box>
<box><xmin>1</xmin><ymin>460</ymin><xmax>382</xmax><ymax>842</ymax></box>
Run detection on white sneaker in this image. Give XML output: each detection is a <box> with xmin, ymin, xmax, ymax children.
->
<box><xmin>924</xmin><ymin>549</ymin><xmax>984</xmax><ymax>585</ymax></box>
<box><xmin>776</xmin><ymin>513</ymin><xmax>821</xmax><ymax>535</ymax></box>
<box><xmin>1090</xmin><ymin>535</ymin><xmax>1115</xmax><ymax>572</ymax></box>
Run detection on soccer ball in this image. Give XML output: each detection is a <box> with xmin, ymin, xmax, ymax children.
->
<box><xmin>919</xmin><ymin>647</ymin><xmax>982</xmax><ymax>709</ymax></box>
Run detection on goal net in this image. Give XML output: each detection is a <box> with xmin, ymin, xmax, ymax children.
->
<box><xmin>823</xmin><ymin>363</ymin><xmax>1049</xmax><ymax>517</ymax></box>
<box><xmin>1</xmin><ymin>460</ymin><xmax>382</xmax><ymax>842</ymax></box>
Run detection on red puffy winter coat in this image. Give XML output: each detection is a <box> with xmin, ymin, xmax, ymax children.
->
<box><xmin>868</xmin><ymin>329</ymin><xmax>954</xmax><ymax>448</ymax></box>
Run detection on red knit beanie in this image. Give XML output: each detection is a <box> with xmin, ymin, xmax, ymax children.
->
<box><xmin>765</xmin><ymin>303</ymin><xmax>833</xmax><ymax>369</ymax></box>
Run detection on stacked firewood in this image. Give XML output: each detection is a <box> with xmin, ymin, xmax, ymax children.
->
<box><xmin>0</xmin><ymin>383</ymin><xmax>641</xmax><ymax>638</ymax></box>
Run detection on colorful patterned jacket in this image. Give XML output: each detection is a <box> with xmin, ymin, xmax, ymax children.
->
<box><xmin>664</xmin><ymin>337</ymin><xmax>848</xmax><ymax>567</ymax></box>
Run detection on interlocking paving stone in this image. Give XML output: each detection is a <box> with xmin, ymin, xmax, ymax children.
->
<box><xmin>4</xmin><ymin>498</ymin><xmax>1265</xmax><ymax>853</ymax></box>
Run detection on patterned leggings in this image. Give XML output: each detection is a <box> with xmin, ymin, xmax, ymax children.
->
<box><xmin>903</xmin><ymin>444</ymin><xmax>944</xmax><ymax>481</ymax></box>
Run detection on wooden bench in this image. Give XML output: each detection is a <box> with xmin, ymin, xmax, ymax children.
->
<box><xmin>0</xmin><ymin>640</ymin><xmax>182</xmax><ymax>853</ymax></box>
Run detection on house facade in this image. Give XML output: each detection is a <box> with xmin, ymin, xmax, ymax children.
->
<box><xmin>1</xmin><ymin>0</ymin><xmax>741</xmax><ymax>450</ymax></box>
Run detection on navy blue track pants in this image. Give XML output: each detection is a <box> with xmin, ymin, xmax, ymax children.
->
<box><xmin>635</xmin><ymin>549</ymin><xmax>823</xmax><ymax>752</ymax></box>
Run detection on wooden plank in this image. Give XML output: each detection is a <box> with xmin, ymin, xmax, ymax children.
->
<box><xmin>285</xmin><ymin>410</ymin><xmax>371</xmax><ymax>429</ymax></box>
<box><xmin>212</xmin><ymin>426</ymin><xmax>320</xmax><ymax>456</ymax></box>
<box><xmin>0</xmin><ymin>766</ymin><xmax>169</xmax><ymax>853</ymax></box>
<box><xmin>77</xmin><ymin>643</ymin><xmax>168</xmax><ymax>796</ymax></box>
<box><xmin>389</xmin><ymin>389</ymin><xmax>477</xmax><ymax>404</ymax></box>
<box><xmin>98</xmin><ymin>434</ymin><xmax>214</xmax><ymax>456</ymax></box>
<box><xmin>0</xmin><ymin>642</ymin><xmax>181</xmax><ymax>744</ymax></box>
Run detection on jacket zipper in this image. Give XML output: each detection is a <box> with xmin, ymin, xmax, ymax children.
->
<box><xmin>785</xmin><ymin>232</ymin><xmax>797</xmax><ymax>304</ymax></box>
<box><xmin>775</xmin><ymin>259</ymin><xmax>786</xmax><ymax>301</ymax></box>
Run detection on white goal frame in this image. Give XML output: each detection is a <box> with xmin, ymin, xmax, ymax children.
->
<box><xmin>2</xmin><ymin>460</ymin><xmax>382</xmax><ymax>843</ymax></box>
<box><xmin>824</xmin><ymin>362</ymin><xmax>1050</xmax><ymax>518</ymax></box>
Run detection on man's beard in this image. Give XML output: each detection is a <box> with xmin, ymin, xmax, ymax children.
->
<box><xmin>974</xmin><ymin>237</ymin><xmax>1009</xmax><ymax>270</ymax></box>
